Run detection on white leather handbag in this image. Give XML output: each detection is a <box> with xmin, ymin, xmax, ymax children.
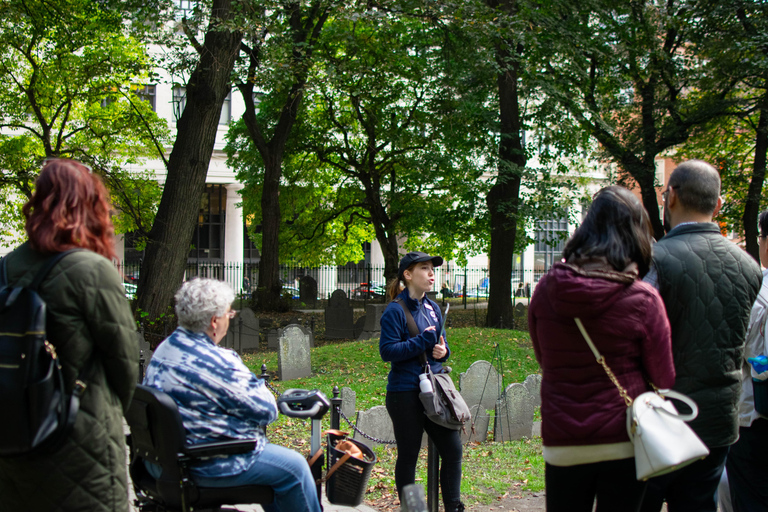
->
<box><xmin>575</xmin><ymin>318</ymin><xmax>710</xmax><ymax>481</ymax></box>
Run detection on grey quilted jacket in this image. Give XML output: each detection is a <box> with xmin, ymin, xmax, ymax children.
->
<box><xmin>0</xmin><ymin>243</ymin><xmax>139</xmax><ymax>512</ymax></box>
<box><xmin>654</xmin><ymin>223</ymin><xmax>762</xmax><ymax>448</ymax></box>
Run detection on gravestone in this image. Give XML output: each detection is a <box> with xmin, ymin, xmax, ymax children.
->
<box><xmin>353</xmin><ymin>316</ymin><xmax>366</xmax><ymax>339</ymax></box>
<box><xmin>426</xmin><ymin>291</ymin><xmax>438</xmax><ymax>302</ymax></box>
<box><xmin>277</xmin><ymin>324</ymin><xmax>312</xmax><ymax>381</ymax></box>
<box><xmin>299</xmin><ymin>276</ymin><xmax>318</xmax><ymax>307</ymax></box>
<box><xmin>357</xmin><ymin>303</ymin><xmax>387</xmax><ymax>340</ymax></box>
<box><xmin>523</xmin><ymin>374</ymin><xmax>542</xmax><ymax>408</ymax></box>
<box><xmin>459</xmin><ymin>360</ymin><xmax>502</xmax><ymax>414</ymax></box>
<box><xmin>494</xmin><ymin>383</ymin><xmax>535</xmax><ymax>442</ymax></box>
<box><xmin>352</xmin><ymin>405</ymin><xmax>395</xmax><ymax>449</ymax></box>
<box><xmin>270</xmin><ymin>323</ymin><xmax>314</xmax><ymax>350</ymax></box>
<box><xmin>514</xmin><ymin>302</ymin><xmax>528</xmax><ymax>330</ymax></box>
<box><xmin>462</xmin><ymin>403</ymin><xmax>492</xmax><ymax>444</ymax></box>
<box><xmin>224</xmin><ymin>307</ymin><xmax>260</xmax><ymax>352</ymax></box>
<box><xmin>340</xmin><ymin>386</ymin><xmax>356</xmax><ymax>422</ymax></box>
<box><xmin>325</xmin><ymin>290</ymin><xmax>355</xmax><ymax>339</ymax></box>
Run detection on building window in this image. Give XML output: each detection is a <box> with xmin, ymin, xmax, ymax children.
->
<box><xmin>534</xmin><ymin>214</ymin><xmax>569</xmax><ymax>272</ymax></box>
<box><xmin>189</xmin><ymin>184</ymin><xmax>226</xmax><ymax>261</ymax></box>
<box><xmin>132</xmin><ymin>84</ymin><xmax>156</xmax><ymax>111</ymax></box>
<box><xmin>172</xmin><ymin>86</ymin><xmax>186</xmax><ymax>121</ymax></box>
<box><xmin>243</xmin><ymin>221</ymin><xmax>260</xmax><ymax>263</ymax></box>
<box><xmin>178</xmin><ymin>0</ymin><xmax>195</xmax><ymax>15</ymax></box>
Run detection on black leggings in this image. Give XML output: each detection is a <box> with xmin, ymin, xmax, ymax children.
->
<box><xmin>385</xmin><ymin>390</ymin><xmax>463</xmax><ymax>507</ymax></box>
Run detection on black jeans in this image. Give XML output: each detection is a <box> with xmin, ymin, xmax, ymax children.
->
<box><xmin>545</xmin><ymin>458</ymin><xmax>647</xmax><ymax>512</ymax></box>
<box><xmin>640</xmin><ymin>446</ymin><xmax>729</xmax><ymax>512</ymax></box>
<box><xmin>726</xmin><ymin>419</ymin><xmax>768</xmax><ymax>512</ymax></box>
<box><xmin>385</xmin><ymin>390</ymin><xmax>462</xmax><ymax>507</ymax></box>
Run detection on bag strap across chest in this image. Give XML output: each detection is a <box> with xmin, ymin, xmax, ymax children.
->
<box><xmin>394</xmin><ymin>298</ymin><xmax>429</xmax><ymax>366</ymax></box>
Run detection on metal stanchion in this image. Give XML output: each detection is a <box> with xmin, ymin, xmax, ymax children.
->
<box><xmin>427</xmin><ymin>438</ymin><xmax>439</xmax><ymax>512</ymax></box>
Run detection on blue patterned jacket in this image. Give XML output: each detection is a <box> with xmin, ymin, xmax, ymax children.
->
<box><xmin>144</xmin><ymin>327</ymin><xmax>277</xmax><ymax>477</ymax></box>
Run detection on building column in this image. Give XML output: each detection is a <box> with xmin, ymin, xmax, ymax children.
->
<box><xmin>224</xmin><ymin>182</ymin><xmax>245</xmax><ymax>294</ymax></box>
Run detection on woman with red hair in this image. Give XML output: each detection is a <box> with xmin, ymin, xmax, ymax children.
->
<box><xmin>0</xmin><ymin>159</ymin><xmax>138</xmax><ymax>512</ymax></box>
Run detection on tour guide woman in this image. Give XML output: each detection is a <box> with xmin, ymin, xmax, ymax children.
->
<box><xmin>379</xmin><ymin>251</ymin><xmax>464</xmax><ymax>512</ymax></box>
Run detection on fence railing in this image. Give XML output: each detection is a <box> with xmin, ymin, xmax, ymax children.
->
<box><xmin>116</xmin><ymin>261</ymin><xmax>546</xmax><ymax>302</ymax></box>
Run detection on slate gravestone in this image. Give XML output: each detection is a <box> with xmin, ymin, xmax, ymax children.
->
<box><xmin>426</xmin><ymin>291</ymin><xmax>438</xmax><ymax>302</ymax></box>
<box><xmin>514</xmin><ymin>302</ymin><xmax>528</xmax><ymax>330</ymax></box>
<box><xmin>224</xmin><ymin>307</ymin><xmax>259</xmax><ymax>352</ymax></box>
<box><xmin>325</xmin><ymin>290</ymin><xmax>355</xmax><ymax>339</ymax></box>
<box><xmin>352</xmin><ymin>405</ymin><xmax>395</xmax><ymax>449</ymax></box>
<box><xmin>461</xmin><ymin>404</ymin><xmax>492</xmax><ymax>444</ymax></box>
<box><xmin>340</xmin><ymin>386</ymin><xmax>356</xmax><ymax>421</ymax></box>
<box><xmin>353</xmin><ymin>316</ymin><xmax>366</xmax><ymax>339</ymax></box>
<box><xmin>277</xmin><ymin>324</ymin><xmax>311</xmax><ymax>381</ymax></box>
<box><xmin>267</xmin><ymin>328</ymin><xmax>280</xmax><ymax>350</ymax></box>
<box><xmin>523</xmin><ymin>374</ymin><xmax>543</xmax><ymax>408</ymax></box>
<box><xmin>299</xmin><ymin>276</ymin><xmax>318</xmax><ymax>307</ymax></box>
<box><xmin>357</xmin><ymin>303</ymin><xmax>386</xmax><ymax>340</ymax></box>
<box><xmin>494</xmin><ymin>383</ymin><xmax>535</xmax><ymax>442</ymax></box>
<box><xmin>459</xmin><ymin>360</ymin><xmax>502</xmax><ymax>414</ymax></box>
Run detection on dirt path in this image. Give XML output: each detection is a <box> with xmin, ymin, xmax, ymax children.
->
<box><xmin>467</xmin><ymin>491</ymin><xmax>545</xmax><ymax>512</ymax></box>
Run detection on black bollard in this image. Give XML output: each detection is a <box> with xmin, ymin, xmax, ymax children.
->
<box><xmin>331</xmin><ymin>386</ymin><xmax>342</xmax><ymax>431</ymax></box>
<box><xmin>427</xmin><ymin>439</ymin><xmax>439</xmax><ymax>512</ymax></box>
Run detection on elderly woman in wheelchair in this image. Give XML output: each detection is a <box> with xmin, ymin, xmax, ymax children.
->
<box><xmin>140</xmin><ymin>277</ymin><xmax>321</xmax><ymax>512</ymax></box>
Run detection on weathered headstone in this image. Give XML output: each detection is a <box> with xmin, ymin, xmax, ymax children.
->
<box><xmin>352</xmin><ymin>405</ymin><xmax>395</xmax><ymax>449</ymax></box>
<box><xmin>353</xmin><ymin>316</ymin><xmax>366</xmax><ymax>339</ymax></box>
<box><xmin>325</xmin><ymin>290</ymin><xmax>355</xmax><ymax>339</ymax></box>
<box><xmin>461</xmin><ymin>403</ymin><xmax>492</xmax><ymax>444</ymax></box>
<box><xmin>494</xmin><ymin>383</ymin><xmax>535</xmax><ymax>442</ymax></box>
<box><xmin>267</xmin><ymin>328</ymin><xmax>280</xmax><ymax>350</ymax></box>
<box><xmin>277</xmin><ymin>324</ymin><xmax>311</xmax><ymax>381</ymax></box>
<box><xmin>299</xmin><ymin>275</ymin><xmax>318</xmax><ymax>307</ymax></box>
<box><xmin>459</xmin><ymin>360</ymin><xmax>502</xmax><ymax>414</ymax></box>
<box><xmin>357</xmin><ymin>303</ymin><xmax>386</xmax><ymax>340</ymax></box>
<box><xmin>340</xmin><ymin>386</ymin><xmax>356</xmax><ymax>421</ymax></box>
<box><xmin>523</xmin><ymin>374</ymin><xmax>542</xmax><ymax>408</ymax></box>
<box><xmin>426</xmin><ymin>291</ymin><xmax>438</xmax><ymax>302</ymax></box>
<box><xmin>224</xmin><ymin>307</ymin><xmax>260</xmax><ymax>352</ymax></box>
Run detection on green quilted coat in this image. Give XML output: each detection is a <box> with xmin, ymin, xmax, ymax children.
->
<box><xmin>0</xmin><ymin>243</ymin><xmax>139</xmax><ymax>512</ymax></box>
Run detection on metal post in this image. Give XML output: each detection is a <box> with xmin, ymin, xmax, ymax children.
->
<box><xmin>330</xmin><ymin>386</ymin><xmax>342</xmax><ymax>430</ymax></box>
<box><xmin>427</xmin><ymin>438</ymin><xmax>439</xmax><ymax>512</ymax></box>
<box><xmin>260</xmin><ymin>364</ymin><xmax>269</xmax><ymax>381</ymax></box>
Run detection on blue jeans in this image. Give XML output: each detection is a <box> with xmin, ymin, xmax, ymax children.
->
<box><xmin>193</xmin><ymin>443</ymin><xmax>321</xmax><ymax>512</ymax></box>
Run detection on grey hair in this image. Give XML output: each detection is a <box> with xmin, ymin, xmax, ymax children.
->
<box><xmin>668</xmin><ymin>160</ymin><xmax>721</xmax><ymax>215</ymax></box>
<box><xmin>174</xmin><ymin>278</ymin><xmax>235</xmax><ymax>333</ymax></box>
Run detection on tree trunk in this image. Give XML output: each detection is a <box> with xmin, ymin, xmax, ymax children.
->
<box><xmin>255</xmin><ymin>153</ymin><xmax>283</xmax><ymax>310</ymax></box>
<box><xmin>486</xmin><ymin>39</ymin><xmax>524</xmax><ymax>329</ymax></box>
<box><xmin>743</xmin><ymin>87</ymin><xmax>768</xmax><ymax>262</ymax></box>
<box><xmin>136</xmin><ymin>0</ymin><xmax>242</xmax><ymax>325</ymax></box>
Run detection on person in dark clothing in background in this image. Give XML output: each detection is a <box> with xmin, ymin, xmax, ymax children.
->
<box><xmin>641</xmin><ymin>160</ymin><xmax>762</xmax><ymax>512</ymax></box>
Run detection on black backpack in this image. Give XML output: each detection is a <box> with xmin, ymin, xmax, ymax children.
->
<box><xmin>0</xmin><ymin>250</ymin><xmax>85</xmax><ymax>456</ymax></box>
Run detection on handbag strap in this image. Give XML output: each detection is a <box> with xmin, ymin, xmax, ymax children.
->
<box><xmin>574</xmin><ymin>317</ymin><xmax>633</xmax><ymax>407</ymax></box>
<box><xmin>394</xmin><ymin>298</ymin><xmax>429</xmax><ymax>367</ymax></box>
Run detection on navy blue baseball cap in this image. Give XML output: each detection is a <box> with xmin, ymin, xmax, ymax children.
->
<box><xmin>398</xmin><ymin>251</ymin><xmax>444</xmax><ymax>280</ymax></box>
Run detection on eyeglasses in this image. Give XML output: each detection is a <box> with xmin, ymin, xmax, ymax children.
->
<box><xmin>226</xmin><ymin>309</ymin><xmax>238</xmax><ymax>319</ymax></box>
<box><xmin>661</xmin><ymin>186</ymin><xmax>678</xmax><ymax>201</ymax></box>
<box><xmin>759</xmin><ymin>235</ymin><xmax>767</xmax><ymax>242</ymax></box>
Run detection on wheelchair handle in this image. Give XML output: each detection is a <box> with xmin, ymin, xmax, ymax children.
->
<box><xmin>277</xmin><ymin>389</ymin><xmax>330</xmax><ymax>420</ymax></box>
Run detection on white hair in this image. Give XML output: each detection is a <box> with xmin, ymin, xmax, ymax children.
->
<box><xmin>174</xmin><ymin>278</ymin><xmax>235</xmax><ymax>333</ymax></box>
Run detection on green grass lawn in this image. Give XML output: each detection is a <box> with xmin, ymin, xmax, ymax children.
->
<box><xmin>241</xmin><ymin>327</ymin><xmax>543</xmax><ymax>508</ymax></box>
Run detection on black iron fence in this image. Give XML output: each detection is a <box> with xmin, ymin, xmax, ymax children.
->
<box><xmin>116</xmin><ymin>260</ymin><xmax>545</xmax><ymax>302</ymax></box>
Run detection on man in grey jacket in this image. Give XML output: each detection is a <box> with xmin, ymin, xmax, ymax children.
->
<box><xmin>641</xmin><ymin>160</ymin><xmax>762</xmax><ymax>512</ymax></box>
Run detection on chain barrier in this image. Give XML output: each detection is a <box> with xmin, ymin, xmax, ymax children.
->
<box><xmin>338</xmin><ymin>407</ymin><xmax>396</xmax><ymax>445</ymax></box>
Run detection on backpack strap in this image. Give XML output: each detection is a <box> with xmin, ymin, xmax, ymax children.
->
<box><xmin>28</xmin><ymin>250</ymin><xmax>82</xmax><ymax>291</ymax></box>
<box><xmin>394</xmin><ymin>298</ymin><xmax>429</xmax><ymax>367</ymax></box>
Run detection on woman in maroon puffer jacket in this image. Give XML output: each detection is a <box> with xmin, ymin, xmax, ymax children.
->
<box><xmin>529</xmin><ymin>186</ymin><xmax>675</xmax><ymax>512</ymax></box>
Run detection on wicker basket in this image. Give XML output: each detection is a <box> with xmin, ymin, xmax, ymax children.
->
<box><xmin>325</xmin><ymin>432</ymin><xmax>377</xmax><ymax>507</ymax></box>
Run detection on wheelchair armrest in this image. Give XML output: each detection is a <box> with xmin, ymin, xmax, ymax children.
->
<box><xmin>184</xmin><ymin>439</ymin><xmax>258</xmax><ymax>459</ymax></box>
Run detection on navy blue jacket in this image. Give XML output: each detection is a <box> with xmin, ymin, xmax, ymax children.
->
<box><xmin>379</xmin><ymin>290</ymin><xmax>450</xmax><ymax>392</ymax></box>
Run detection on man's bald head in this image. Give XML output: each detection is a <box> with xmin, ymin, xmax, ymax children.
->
<box><xmin>668</xmin><ymin>160</ymin><xmax>721</xmax><ymax>215</ymax></box>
